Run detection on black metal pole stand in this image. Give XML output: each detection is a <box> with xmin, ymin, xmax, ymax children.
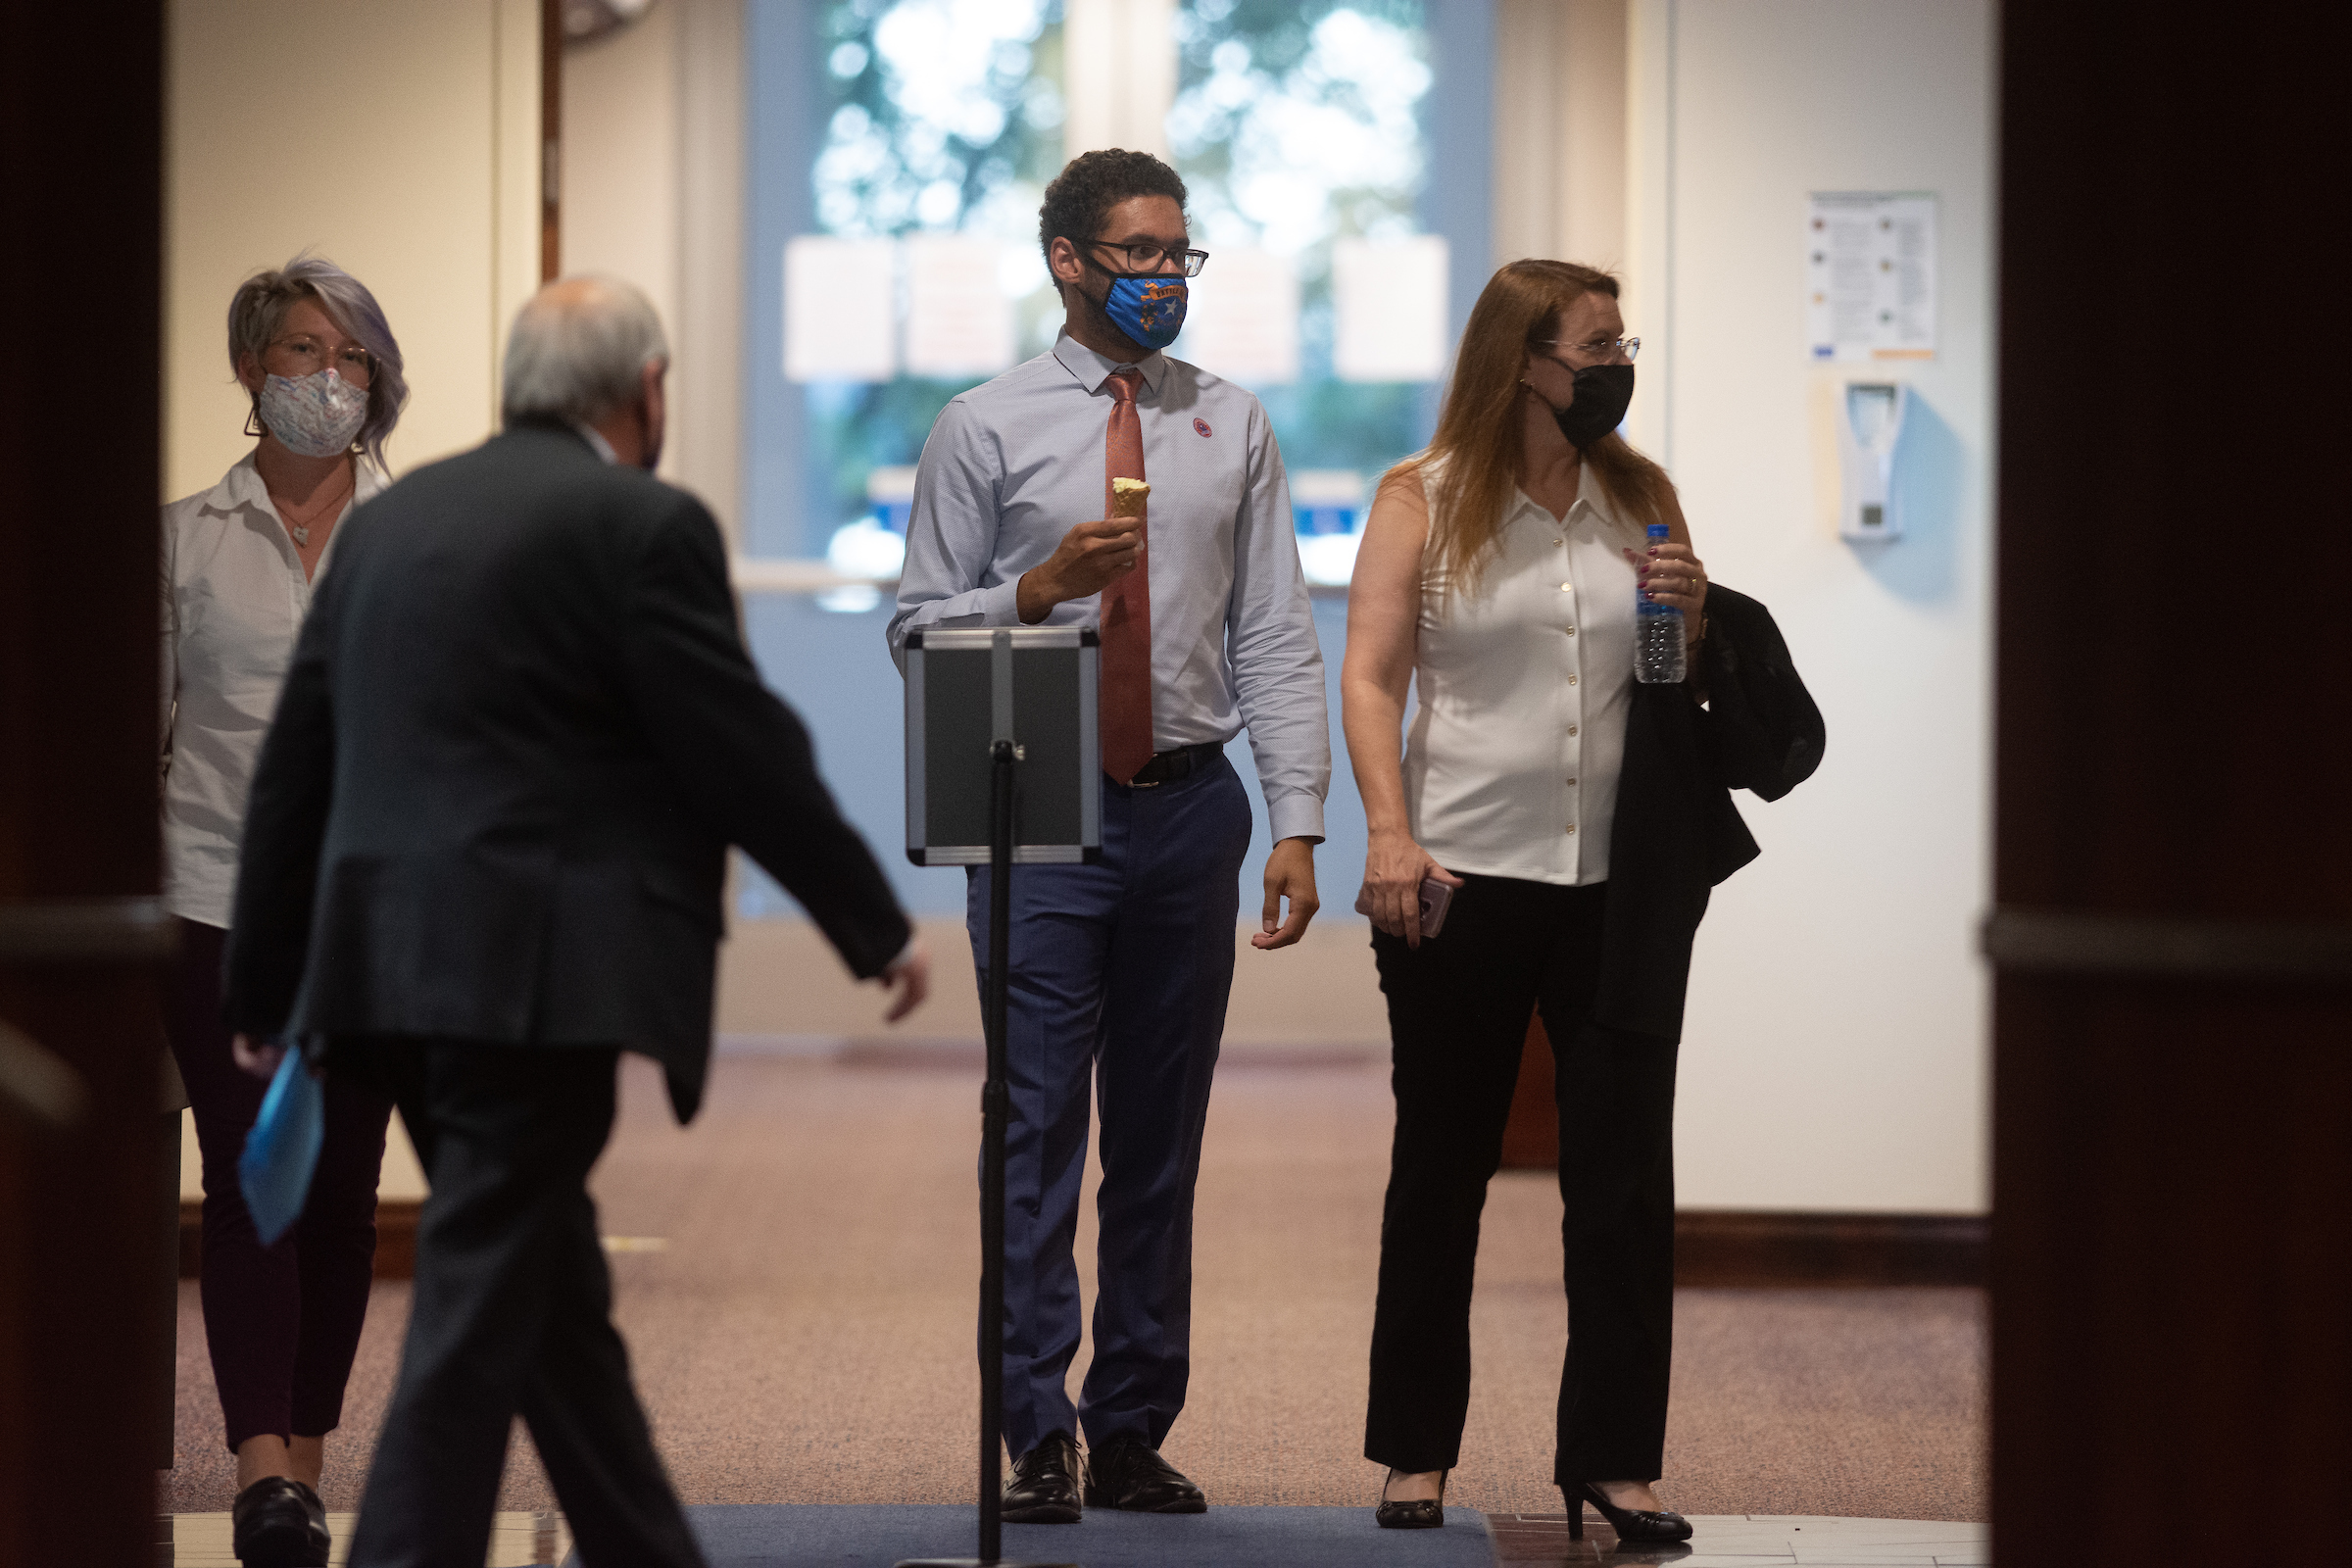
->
<box><xmin>899</xmin><ymin>741</ymin><xmax>1072</xmax><ymax>1568</ymax></box>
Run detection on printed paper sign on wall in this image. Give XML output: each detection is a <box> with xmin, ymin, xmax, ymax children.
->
<box><xmin>1806</xmin><ymin>193</ymin><xmax>1936</xmax><ymax>363</ymax></box>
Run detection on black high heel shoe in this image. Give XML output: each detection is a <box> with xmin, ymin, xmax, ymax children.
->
<box><xmin>1374</xmin><ymin>1467</ymin><xmax>1447</xmax><ymax>1529</ymax></box>
<box><xmin>230</xmin><ymin>1475</ymin><xmax>331</xmax><ymax>1567</ymax></box>
<box><xmin>1564</xmin><ymin>1480</ymin><xmax>1692</xmax><ymax>1544</ymax></box>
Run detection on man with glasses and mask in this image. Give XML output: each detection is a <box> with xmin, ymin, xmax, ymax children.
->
<box><xmin>890</xmin><ymin>149</ymin><xmax>1330</xmax><ymax>1525</ymax></box>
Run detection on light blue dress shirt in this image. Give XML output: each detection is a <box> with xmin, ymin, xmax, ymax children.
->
<box><xmin>889</xmin><ymin>331</ymin><xmax>1330</xmax><ymax>843</ymax></box>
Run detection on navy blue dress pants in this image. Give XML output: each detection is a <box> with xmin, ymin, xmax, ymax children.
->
<box><xmin>966</xmin><ymin>752</ymin><xmax>1252</xmax><ymax>1457</ymax></box>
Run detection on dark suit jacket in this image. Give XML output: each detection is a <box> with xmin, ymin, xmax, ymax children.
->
<box><xmin>222</xmin><ymin>420</ymin><xmax>910</xmax><ymax>1121</ymax></box>
<box><xmin>1594</xmin><ymin>583</ymin><xmax>1826</xmax><ymax>1043</ymax></box>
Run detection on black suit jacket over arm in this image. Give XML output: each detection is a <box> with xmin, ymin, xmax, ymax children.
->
<box><xmin>223</xmin><ymin>423</ymin><xmax>910</xmax><ymax>1120</ymax></box>
<box><xmin>1593</xmin><ymin>583</ymin><xmax>1825</xmax><ymax>1043</ymax></box>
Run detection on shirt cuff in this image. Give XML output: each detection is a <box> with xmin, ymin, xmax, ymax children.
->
<box><xmin>978</xmin><ymin>577</ymin><xmax>1026</xmax><ymax>626</ymax></box>
<box><xmin>1265</xmin><ymin>792</ymin><xmax>1326</xmax><ymax>846</ymax></box>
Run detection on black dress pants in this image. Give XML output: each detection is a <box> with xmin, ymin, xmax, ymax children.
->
<box><xmin>331</xmin><ymin>1037</ymin><xmax>705</xmax><ymax>1568</ymax></box>
<box><xmin>1363</xmin><ymin>876</ymin><xmax>1679</xmax><ymax>1484</ymax></box>
<box><xmin>165</xmin><ymin>917</ymin><xmax>391</xmax><ymax>1450</ymax></box>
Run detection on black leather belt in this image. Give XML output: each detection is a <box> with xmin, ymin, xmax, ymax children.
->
<box><xmin>1119</xmin><ymin>741</ymin><xmax>1222</xmax><ymax>788</ymax></box>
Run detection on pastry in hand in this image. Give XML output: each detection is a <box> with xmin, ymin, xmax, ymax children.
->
<box><xmin>1110</xmin><ymin>477</ymin><xmax>1151</xmax><ymax>519</ymax></box>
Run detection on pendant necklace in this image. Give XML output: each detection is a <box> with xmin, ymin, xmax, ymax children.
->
<box><xmin>277</xmin><ymin>469</ymin><xmax>354</xmax><ymax>549</ymax></box>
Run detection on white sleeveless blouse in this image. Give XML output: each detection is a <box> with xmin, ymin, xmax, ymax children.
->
<box><xmin>1403</xmin><ymin>461</ymin><xmax>1641</xmax><ymax>886</ymax></box>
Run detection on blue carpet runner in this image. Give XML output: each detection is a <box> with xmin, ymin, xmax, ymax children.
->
<box><xmin>564</xmin><ymin>1503</ymin><xmax>1495</xmax><ymax>1567</ymax></box>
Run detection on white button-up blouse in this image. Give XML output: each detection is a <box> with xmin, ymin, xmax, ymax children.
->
<box><xmin>160</xmin><ymin>453</ymin><xmax>380</xmax><ymax>927</ymax></box>
<box><xmin>1403</xmin><ymin>461</ymin><xmax>1641</xmax><ymax>886</ymax></box>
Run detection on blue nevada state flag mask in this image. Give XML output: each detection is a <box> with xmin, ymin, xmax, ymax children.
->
<box><xmin>1102</xmin><ymin>273</ymin><xmax>1188</xmax><ymax>350</ymax></box>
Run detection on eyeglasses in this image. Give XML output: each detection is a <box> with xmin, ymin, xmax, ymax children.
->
<box><xmin>1086</xmin><ymin>239</ymin><xmax>1210</xmax><ymax>277</ymax></box>
<box><xmin>267</xmin><ymin>333</ymin><xmax>375</xmax><ymax>388</ymax></box>
<box><xmin>1537</xmin><ymin>335</ymin><xmax>1642</xmax><ymax>364</ymax></box>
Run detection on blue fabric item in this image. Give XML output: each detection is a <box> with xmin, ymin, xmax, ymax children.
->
<box><xmin>237</xmin><ymin>1045</ymin><xmax>324</xmax><ymax>1247</ymax></box>
<box><xmin>966</xmin><ymin>755</ymin><xmax>1252</xmax><ymax>1456</ymax></box>
<box><xmin>1102</xmin><ymin>273</ymin><xmax>1187</xmax><ymax>348</ymax></box>
<box><xmin>565</xmin><ymin>1504</ymin><xmax>1495</xmax><ymax>1567</ymax></box>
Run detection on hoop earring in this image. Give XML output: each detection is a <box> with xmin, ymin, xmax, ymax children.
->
<box><xmin>244</xmin><ymin>401</ymin><xmax>265</xmax><ymax>438</ymax></box>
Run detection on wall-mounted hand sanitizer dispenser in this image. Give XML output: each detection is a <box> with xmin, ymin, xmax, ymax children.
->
<box><xmin>1837</xmin><ymin>381</ymin><xmax>1910</xmax><ymax>541</ymax></box>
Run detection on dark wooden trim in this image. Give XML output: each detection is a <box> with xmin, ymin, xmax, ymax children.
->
<box><xmin>179</xmin><ymin>1198</ymin><xmax>420</xmax><ymax>1280</ymax></box>
<box><xmin>0</xmin><ymin>1021</ymin><xmax>86</xmax><ymax>1130</ymax></box>
<box><xmin>0</xmin><ymin>0</ymin><xmax>169</xmax><ymax>1542</ymax></box>
<box><xmin>540</xmin><ymin>0</ymin><xmax>562</xmax><ymax>281</ymax></box>
<box><xmin>176</xmin><ymin>1198</ymin><xmax>1979</xmax><ymax>1289</ymax></box>
<box><xmin>1674</xmin><ymin>1209</ymin><xmax>1985</xmax><ymax>1288</ymax></box>
<box><xmin>0</xmin><ymin>896</ymin><xmax>174</xmax><ymax>963</ymax></box>
<box><xmin>1984</xmin><ymin>907</ymin><xmax>2352</xmax><ymax>986</ymax></box>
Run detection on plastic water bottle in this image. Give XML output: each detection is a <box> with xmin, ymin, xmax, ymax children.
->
<box><xmin>1634</xmin><ymin>522</ymin><xmax>1687</xmax><ymax>684</ymax></box>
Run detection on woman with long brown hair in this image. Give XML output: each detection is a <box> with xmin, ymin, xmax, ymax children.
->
<box><xmin>1343</xmin><ymin>260</ymin><xmax>1822</xmax><ymax>1542</ymax></box>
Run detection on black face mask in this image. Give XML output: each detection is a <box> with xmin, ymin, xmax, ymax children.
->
<box><xmin>1545</xmin><ymin>362</ymin><xmax>1636</xmax><ymax>449</ymax></box>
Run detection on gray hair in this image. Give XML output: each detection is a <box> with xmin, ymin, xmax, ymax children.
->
<box><xmin>501</xmin><ymin>276</ymin><xmax>670</xmax><ymax>427</ymax></box>
<box><xmin>227</xmin><ymin>253</ymin><xmax>408</xmax><ymax>472</ymax></box>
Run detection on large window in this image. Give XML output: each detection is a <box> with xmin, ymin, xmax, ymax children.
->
<box><xmin>1168</xmin><ymin>0</ymin><xmax>1440</xmax><ymax>580</ymax></box>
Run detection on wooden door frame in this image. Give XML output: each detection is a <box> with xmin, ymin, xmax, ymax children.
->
<box><xmin>0</xmin><ymin>4</ymin><xmax>174</xmax><ymax>1562</ymax></box>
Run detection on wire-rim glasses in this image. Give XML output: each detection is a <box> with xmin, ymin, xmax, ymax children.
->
<box><xmin>1537</xmin><ymin>335</ymin><xmax>1641</xmax><ymax>365</ymax></box>
<box><xmin>268</xmin><ymin>333</ymin><xmax>375</xmax><ymax>387</ymax></box>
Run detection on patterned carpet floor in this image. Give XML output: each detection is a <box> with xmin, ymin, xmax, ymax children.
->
<box><xmin>162</xmin><ymin>1052</ymin><xmax>1985</xmax><ymax>1524</ymax></box>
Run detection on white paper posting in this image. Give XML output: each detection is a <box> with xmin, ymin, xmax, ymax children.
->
<box><xmin>1333</xmin><ymin>234</ymin><xmax>1449</xmax><ymax>383</ymax></box>
<box><xmin>784</xmin><ymin>236</ymin><xmax>897</xmax><ymax>382</ymax></box>
<box><xmin>1806</xmin><ymin>192</ymin><xmax>1936</xmax><ymax>363</ymax></box>
<box><xmin>1173</xmin><ymin>246</ymin><xmax>1299</xmax><ymax>386</ymax></box>
<box><xmin>904</xmin><ymin>235</ymin><xmax>1018</xmax><ymax>379</ymax></box>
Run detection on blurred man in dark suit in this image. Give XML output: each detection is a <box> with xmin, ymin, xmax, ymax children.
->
<box><xmin>222</xmin><ymin>276</ymin><xmax>925</xmax><ymax>1568</ymax></box>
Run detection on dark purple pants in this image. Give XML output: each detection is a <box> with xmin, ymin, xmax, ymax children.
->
<box><xmin>164</xmin><ymin>917</ymin><xmax>392</xmax><ymax>1450</ymax></box>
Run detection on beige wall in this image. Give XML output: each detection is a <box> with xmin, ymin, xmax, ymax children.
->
<box><xmin>1494</xmin><ymin>0</ymin><xmax>1628</xmax><ymax>270</ymax></box>
<box><xmin>559</xmin><ymin>0</ymin><xmax>745</xmax><ymax>536</ymax></box>
<box><xmin>166</xmin><ymin>0</ymin><xmax>538</xmax><ymax>1200</ymax></box>
<box><xmin>1624</xmin><ymin>0</ymin><xmax>1997</xmax><ymax>1213</ymax></box>
<box><xmin>165</xmin><ymin>0</ymin><xmax>539</xmax><ymax>502</ymax></box>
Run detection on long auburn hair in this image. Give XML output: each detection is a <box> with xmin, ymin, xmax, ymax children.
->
<box><xmin>1392</xmin><ymin>259</ymin><xmax>1674</xmax><ymax>598</ymax></box>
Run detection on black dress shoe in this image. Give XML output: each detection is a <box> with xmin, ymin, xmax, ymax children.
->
<box><xmin>1004</xmin><ymin>1433</ymin><xmax>1083</xmax><ymax>1523</ymax></box>
<box><xmin>1083</xmin><ymin>1434</ymin><xmax>1206</xmax><ymax>1513</ymax></box>
<box><xmin>1565</xmin><ymin>1480</ymin><xmax>1693</xmax><ymax>1543</ymax></box>
<box><xmin>230</xmin><ymin>1476</ymin><xmax>330</xmax><ymax>1567</ymax></box>
<box><xmin>1374</xmin><ymin>1467</ymin><xmax>1447</xmax><ymax>1529</ymax></box>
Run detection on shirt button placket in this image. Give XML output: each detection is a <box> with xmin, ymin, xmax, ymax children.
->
<box><xmin>1563</xmin><ymin>568</ymin><xmax>1582</xmax><ymax>859</ymax></box>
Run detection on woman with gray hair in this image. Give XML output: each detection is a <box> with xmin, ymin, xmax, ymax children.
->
<box><xmin>160</xmin><ymin>254</ymin><xmax>407</xmax><ymax>1567</ymax></box>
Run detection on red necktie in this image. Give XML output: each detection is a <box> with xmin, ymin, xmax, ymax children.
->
<box><xmin>1099</xmin><ymin>370</ymin><xmax>1154</xmax><ymax>784</ymax></box>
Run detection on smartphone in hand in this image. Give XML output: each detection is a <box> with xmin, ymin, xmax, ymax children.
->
<box><xmin>1354</xmin><ymin>875</ymin><xmax>1457</xmax><ymax>938</ymax></box>
<box><xmin>1416</xmin><ymin>876</ymin><xmax>1454</xmax><ymax>938</ymax></box>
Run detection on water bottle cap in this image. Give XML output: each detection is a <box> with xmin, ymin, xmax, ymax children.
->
<box><xmin>1645</xmin><ymin>523</ymin><xmax>1670</xmax><ymax>541</ymax></box>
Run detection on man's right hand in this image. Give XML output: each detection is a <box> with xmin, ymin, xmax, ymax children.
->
<box><xmin>876</xmin><ymin>937</ymin><xmax>931</xmax><ymax>1023</ymax></box>
<box><xmin>231</xmin><ymin>1033</ymin><xmax>286</xmax><ymax>1080</ymax></box>
<box><xmin>1016</xmin><ymin>517</ymin><xmax>1143</xmax><ymax>623</ymax></box>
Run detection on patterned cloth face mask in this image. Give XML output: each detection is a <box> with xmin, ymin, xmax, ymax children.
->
<box><xmin>258</xmin><ymin>368</ymin><xmax>368</xmax><ymax>458</ymax></box>
<box><xmin>1100</xmin><ymin>273</ymin><xmax>1188</xmax><ymax>350</ymax></box>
